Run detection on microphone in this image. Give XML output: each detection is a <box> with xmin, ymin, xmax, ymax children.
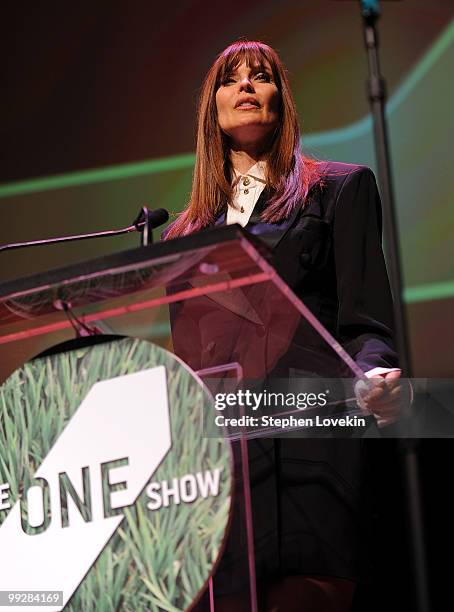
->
<box><xmin>133</xmin><ymin>207</ymin><xmax>169</xmax><ymax>246</ymax></box>
<box><xmin>0</xmin><ymin>206</ymin><xmax>169</xmax><ymax>252</ymax></box>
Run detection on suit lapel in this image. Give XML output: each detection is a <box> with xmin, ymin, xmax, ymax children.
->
<box><xmin>213</xmin><ymin>187</ymin><xmax>307</xmax><ymax>250</ymax></box>
<box><xmin>245</xmin><ymin>188</ymin><xmax>304</xmax><ymax>250</ymax></box>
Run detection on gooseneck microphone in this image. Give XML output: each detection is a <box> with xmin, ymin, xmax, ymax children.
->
<box><xmin>0</xmin><ymin>206</ymin><xmax>169</xmax><ymax>252</ymax></box>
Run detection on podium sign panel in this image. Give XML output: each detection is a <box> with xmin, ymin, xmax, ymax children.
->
<box><xmin>0</xmin><ymin>338</ymin><xmax>232</xmax><ymax>611</ymax></box>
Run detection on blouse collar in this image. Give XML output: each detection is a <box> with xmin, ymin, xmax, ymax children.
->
<box><xmin>232</xmin><ymin>160</ymin><xmax>267</xmax><ymax>185</ymax></box>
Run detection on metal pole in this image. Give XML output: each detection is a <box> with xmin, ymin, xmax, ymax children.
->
<box><xmin>359</xmin><ymin>3</ymin><xmax>431</xmax><ymax>611</ymax></box>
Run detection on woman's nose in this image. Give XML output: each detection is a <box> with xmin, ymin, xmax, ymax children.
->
<box><xmin>238</xmin><ymin>77</ymin><xmax>254</xmax><ymax>92</ymax></box>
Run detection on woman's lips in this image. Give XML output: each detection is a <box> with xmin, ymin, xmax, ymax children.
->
<box><xmin>235</xmin><ymin>103</ymin><xmax>260</xmax><ymax>110</ymax></box>
<box><xmin>235</xmin><ymin>98</ymin><xmax>260</xmax><ymax>109</ymax></box>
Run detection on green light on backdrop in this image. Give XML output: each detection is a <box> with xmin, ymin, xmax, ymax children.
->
<box><xmin>403</xmin><ymin>280</ymin><xmax>454</xmax><ymax>304</ymax></box>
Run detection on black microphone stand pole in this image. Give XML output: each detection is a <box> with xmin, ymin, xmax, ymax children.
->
<box><xmin>359</xmin><ymin>2</ymin><xmax>430</xmax><ymax>611</ymax></box>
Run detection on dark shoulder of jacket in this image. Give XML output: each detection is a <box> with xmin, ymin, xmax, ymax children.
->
<box><xmin>318</xmin><ymin>160</ymin><xmax>374</xmax><ymax>191</ymax></box>
<box><xmin>305</xmin><ymin>161</ymin><xmax>374</xmax><ymax>221</ymax></box>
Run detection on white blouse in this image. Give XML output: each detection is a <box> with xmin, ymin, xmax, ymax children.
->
<box><xmin>226</xmin><ymin>161</ymin><xmax>267</xmax><ymax>227</ymax></box>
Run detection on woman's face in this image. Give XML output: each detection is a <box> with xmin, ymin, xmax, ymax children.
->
<box><xmin>215</xmin><ymin>60</ymin><xmax>280</xmax><ymax>149</ymax></box>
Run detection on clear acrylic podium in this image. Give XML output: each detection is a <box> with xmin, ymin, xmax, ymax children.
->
<box><xmin>0</xmin><ymin>225</ymin><xmax>372</xmax><ymax>611</ymax></box>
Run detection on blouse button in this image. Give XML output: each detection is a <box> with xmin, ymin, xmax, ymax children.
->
<box><xmin>243</xmin><ymin>177</ymin><xmax>251</xmax><ymax>186</ymax></box>
<box><xmin>244</xmin><ymin>188</ymin><xmax>249</xmax><ymax>194</ymax></box>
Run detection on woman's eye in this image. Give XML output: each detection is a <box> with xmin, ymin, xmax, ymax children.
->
<box><xmin>254</xmin><ymin>72</ymin><xmax>271</xmax><ymax>82</ymax></box>
<box><xmin>223</xmin><ymin>76</ymin><xmax>235</xmax><ymax>85</ymax></box>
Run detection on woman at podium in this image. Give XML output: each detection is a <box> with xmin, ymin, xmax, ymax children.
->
<box><xmin>164</xmin><ymin>40</ymin><xmax>401</xmax><ymax>612</ymax></box>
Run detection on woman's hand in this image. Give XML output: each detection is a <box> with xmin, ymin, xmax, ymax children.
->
<box><xmin>356</xmin><ymin>369</ymin><xmax>405</xmax><ymax>427</ymax></box>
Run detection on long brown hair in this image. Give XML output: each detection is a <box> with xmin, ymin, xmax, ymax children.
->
<box><xmin>165</xmin><ymin>40</ymin><xmax>321</xmax><ymax>239</ymax></box>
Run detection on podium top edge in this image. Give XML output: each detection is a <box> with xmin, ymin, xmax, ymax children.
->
<box><xmin>0</xmin><ymin>225</ymin><xmax>271</xmax><ymax>300</ymax></box>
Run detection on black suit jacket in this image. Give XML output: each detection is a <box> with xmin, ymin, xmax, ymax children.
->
<box><xmin>164</xmin><ymin>162</ymin><xmax>398</xmax><ymax>585</ymax></box>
